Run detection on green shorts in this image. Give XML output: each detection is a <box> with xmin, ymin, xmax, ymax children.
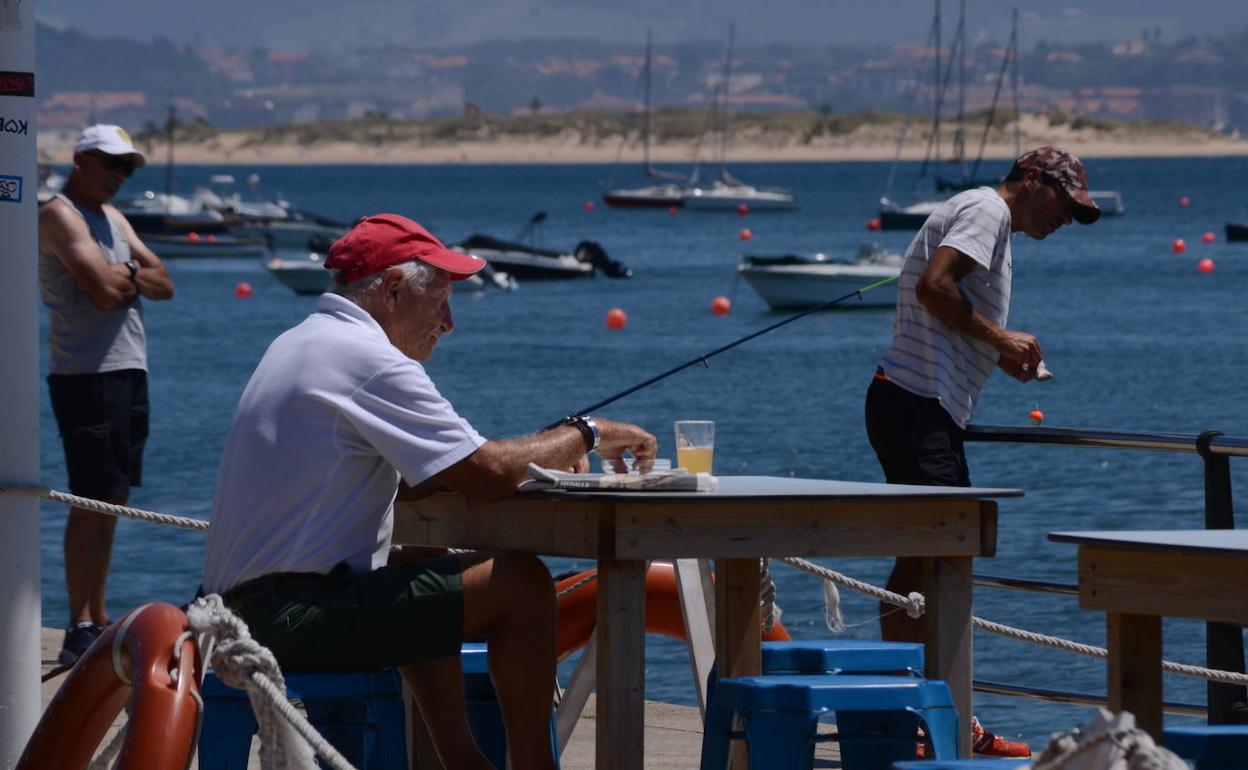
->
<box><xmin>222</xmin><ymin>557</ymin><xmax>464</xmax><ymax>671</ymax></box>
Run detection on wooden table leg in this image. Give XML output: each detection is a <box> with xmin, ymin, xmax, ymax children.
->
<box><xmin>716</xmin><ymin>558</ymin><xmax>762</xmax><ymax>770</ymax></box>
<box><xmin>924</xmin><ymin>555</ymin><xmax>974</xmax><ymax>758</ymax></box>
<box><xmin>1108</xmin><ymin>611</ymin><xmax>1163</xmax><ymax>741</ymax></box>
<box><xmin>597</xmin><ymin>559</ymin><xmax>647</xmax><ymax>770</ymax></box>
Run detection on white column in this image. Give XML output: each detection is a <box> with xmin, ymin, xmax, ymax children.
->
<box><xmin>0</xmin><ymin>0</ymin><xmax>43</xmax><ymax>764</ymax></box>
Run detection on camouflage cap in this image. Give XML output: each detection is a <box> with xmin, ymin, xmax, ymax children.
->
<box><xmin>1011</xmin><ymin>146</ymin><xmax>1100</xmax><ymax>224</ymax></box>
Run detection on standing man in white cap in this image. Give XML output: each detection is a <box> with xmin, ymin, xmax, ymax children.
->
<box><xmin>39</xmin><ymin>124</ymin><xmax>174</xmax><ymax>664</ymax></box>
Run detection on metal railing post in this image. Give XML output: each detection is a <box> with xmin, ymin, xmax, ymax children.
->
<box><xmin>1196</xmin><ymin>430</ymin><xmax>1248</xmax><ymax>724</ymax></box>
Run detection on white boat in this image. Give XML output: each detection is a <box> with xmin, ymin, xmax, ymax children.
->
<box><xmin>265</xmin><ymin>252</ymin><xmax>518</xmax><ymax>296</ymax></box>
<box><xmin>878</xmin><ymin>196</ymin><xmax>943</xmax><ymax>230</ymax></box>
<box><xmin>1090</xmin><ymin>190</ymin><xmax>1125</xmax><ymax>216</ymax></box>
<box><xmin>738</xmin><ymin>245</ymin><xmax>902</xmax><ymax>310</ymax></box>
<box><xmin>682</xmin><ymin>178</ymin><xmax>799</xmax><ymax>212</ymax></box>
<box><xmin>141</xmin><ymin>231</ymin><xmax>271</xmax><ymax>258</ymax></box>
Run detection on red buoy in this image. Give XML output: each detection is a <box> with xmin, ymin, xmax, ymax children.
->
<box><xmin>206</xmin><ymin>234</ymin><xmax>218</xmax><ymax>243</ymax></box>
<box><xmin>1029</xmin><ymin>408</ymin><xmax>1044</xmax><ymax>426</ymax></box>
<box><xmin>1202</xmin><ymin>231</ymin><xmax>1216</xmax><ymax>244</ymax></box>
<box><xmin>668</xmin><ymin>205</ymin><xmax>679</xmax><ymax>215</ymax></box>
<box><xmin>1197</xmin><ymin>258</ymin><xmax>1215</xmax><ymax>274</ymax></box>
<box><xmin>584</xmin><ymin>201</ymin><xmax>595</xmax><ymax>212</ymax></box>
<box><xmin>1179</xmin><ymin>196</ymin><xmax>1190</xmax><ymax>207</ymax></box>
<box><xmin>1172</xmin><ymin>238</ymin><xmax>1186</xmax><ymax>254</ymax></box>
<box><xmin>738</xmin><ymin>228</ymin><xmax>752</xmax><ymax>241</ymax></box>
<box><xmin>605</xmin><ymin>307</ymin><xmax>628</xmax><ymax>329</ymax></box>
<box><xmin>866</xmin><ymin>218</ymin><xmax>882</xmax><ymax>231</ymax></box>
<box><xmin>711</xmin><ymin>296</ymin><xmax>731</xmax><ymax>316</ymax></box>
<box><xmin>234</xmin><ymin>282</ymin><xmax>253</xmax><ymax>298</ymax></box>
<box><xmin>736</xmin><ymin>203</ymin><xmax>749</xmax><ymax>216</ymax></box>
<box><xmin>187</xmin><ymin>232</ymin><xmax>200</xmax><ymax>242</ymax></box>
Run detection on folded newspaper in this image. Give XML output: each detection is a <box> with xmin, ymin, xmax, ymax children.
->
<box><xmin>522</xmin><ymin>463</ymin><xmax>718</xmax><ymax>492</ymax></box>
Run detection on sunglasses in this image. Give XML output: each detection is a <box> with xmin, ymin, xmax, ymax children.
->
<box><xmin>88</xmin><ymin>151</ymin><xmax>136</xmax><ymax>178</ymax></box>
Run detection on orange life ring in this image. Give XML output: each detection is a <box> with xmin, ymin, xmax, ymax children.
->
<box><xmin>19</xmin><ymin>602</ymin><xmax>203</xmax><ymax>770</ymax></box>
<box><xmin>556</xmin><ymin>561</ymin><xmax>790</xmax><ymax>660</ymax></box>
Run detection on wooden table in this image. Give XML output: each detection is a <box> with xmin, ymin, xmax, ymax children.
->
<box><xmin>396</xmin><ymin>476</ymin><xmax>1017</xmax><ymax>768</ymax></box>
<box><xmin>1049</xmin><ymin>529</ymin><xmax>1248</xmax><ymax>740</ymax></box>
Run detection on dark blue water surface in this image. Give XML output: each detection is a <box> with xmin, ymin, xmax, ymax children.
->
<box><xmin>37</xmin><ymin>157</ymin><xmax>1248</xmax><ymax>749</ymax></box>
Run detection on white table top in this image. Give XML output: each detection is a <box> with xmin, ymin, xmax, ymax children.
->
<box><xmin>1049</xmin><ymin>528</ymin><xmax>1248</xmax><ymax>556</ymax></box>
<box><xmin>518</xmin><ymin>475</ymin><xmax>1023</xmax><ymax>501</ymax></box>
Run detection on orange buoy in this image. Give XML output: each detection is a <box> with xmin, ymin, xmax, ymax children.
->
<box><xmin>605</xmin><ymin>307</ymin><xmax>628</xmax><ymax>329</ymax></box>
<box><xmin>1172</xmin><ymin>238</ymin><xmax>1186</xmax><ymax>254</ymax></box>
<box><xmin>17</xmin><ymin>603</ymin><xmax>202</xmax><ymax>770</ymax></box>
<box><xmin>234</xmin><ymin>282</ymin><xmax>253</xmax><ymax>298</ymax></box>
<box><xmin>187</xmin><ymin>232</ymin><xmax>200</xmax><ymax>242</ymax></box>
<box><xmin>206</xmin><ymin>234</ymin><xmax>218</xmax><ymax>243</ymax></box>
<box><xmin>1029</xmin><ymin>408</ymin><xmax>1044</xmax><ymax>426</ymax></box>
<box><xmin>1197</xmin><ymin>258</ymin><xmax>1215</xmax><ymax>274</ymax></box>
<box><xmin>1179</xmin><ymin>196</ymin><xmax>1191</xmax><ymax>207</ymax></box>
<box><xmin>1202</xmin><ymin>231</ymin><xmax>1216</xmax><ymax>244</ymax></box>
<box><xmin>668</xmin><ymin>205</ymin><xmax>679</xmax><ymax>215</ymax></box>
<box><xmin>584</xmin><ymin>200</ymin><xmax>595</xmax><ymax>212</ymax></box>
<box><xmin>866</xmin><ymin>218</ymin><xmax>882</xmax><ymax>231</ymax></box>
<box><xmin>555</xmin><ymin>561</ymin><xmax>790</xmax><ymax>661</ymax></box>
<box><xmin>738</xmin><ymin>228</ymin><xmax>752</xmax><ymax>241</ymax></box>
<box><xmin>736</xmin><ymin>203</ymin><xmax>749</xmax><ymax>216</ymax></box>
<box><xmin>711</xmin><ymin>296</ymin><xmax>731</xmax><ymax>316</ymax></box>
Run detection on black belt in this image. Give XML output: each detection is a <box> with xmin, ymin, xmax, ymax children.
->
<box><xmin>217</xmin><ymin>566</ymin><xmax>347</xmax><ymax>607</ymax></box>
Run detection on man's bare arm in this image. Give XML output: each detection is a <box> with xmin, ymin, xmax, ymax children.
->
<box><xmin>109</xmin><ymin>206</ymin><xmax>174</xmax><ymax>301</ymax></box>
<box><xmin>39</xmin><ymin>201</ymin><xmax>137</xmax><ymax>311</ymax></box>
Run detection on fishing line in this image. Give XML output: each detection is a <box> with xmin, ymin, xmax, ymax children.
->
<box><xmin>543</xmin><ymin>273</ymin><xmax>900</xmax><ymax>430</ymax></box>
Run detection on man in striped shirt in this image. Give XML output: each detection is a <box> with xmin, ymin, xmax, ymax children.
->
<box><xmin>865</xmin><ymin>147</ymin><xmax>1099</xmax><ymax>754</ymax></box>
<box><xmin>866</xmin><ymin>147</ymin><xmax>1100</xmax><ymax>639</ymax></box>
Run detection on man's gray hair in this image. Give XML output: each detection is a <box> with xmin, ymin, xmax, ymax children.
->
<box><xmin>331</xmin><ymin>260</ymin><xmax>434</xmax><ymax>304</ymax></box>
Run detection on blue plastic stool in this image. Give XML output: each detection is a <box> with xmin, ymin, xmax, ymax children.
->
<box><xmin>199</xmin><ymin>668</ymin><xmax>407</xmax><ymax>769</ymax></box>
<box><xmin>1164</xmin><ymin>725</ymin><xmax>1248</xmax><ymax>769</ymax></box>
<box><xmin>699</xmin><ymin>674</ymin><xmax>961</xmax><ymax>770</ymax></box>
<box><xmin>762</xmin><ymin>640</ymin><xmax>925</xmax><ymax>676</ymax></box>
<box><xmin>893</xmin><ymin>761</ymin><xmax>1032</xmax><ymax>769</ymax></box>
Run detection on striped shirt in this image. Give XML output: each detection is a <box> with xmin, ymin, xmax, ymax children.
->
<box><xmin>877</xmin><ymin>187</ymin><xmax>1013</xmax><ymax>428</ymax></box>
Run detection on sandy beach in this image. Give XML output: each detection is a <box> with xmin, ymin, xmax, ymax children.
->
<box><xmin>37</xmin><ymin>112</ymin><xmax>1248</xmax><ymax>166</ymax></box>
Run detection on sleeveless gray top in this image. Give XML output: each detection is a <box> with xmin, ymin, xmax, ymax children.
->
<box><xmin>39</xmin><ymin>193</ymin><xmax>147</xmax><ymax>374</ymax></box>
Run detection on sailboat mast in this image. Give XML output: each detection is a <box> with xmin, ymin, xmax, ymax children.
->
<box><xmin>956</xmin><ymin>0</ymin><xmax>966</xmax><ymax>177</ymax></box>
<box><xmin>1011</xmin><ymin>7</ymin><xmax>1021</xmax><ymax>155</ymax></box>
<box><xmin>642</xmin><ymin>28</ymin><xmax>652</xmax><ymax>171</ymax></box>
<box><xmin>719</xmin><ymin>22</ymin><xmax>735</xmax><ymax>179</ymax></box>
<box><xmin>165</xmin><ymin>102</ymin><xmax>175</xmax><ymax>217</ymax></box>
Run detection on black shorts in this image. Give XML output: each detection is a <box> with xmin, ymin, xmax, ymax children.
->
<box><xmin>864</xmin><ymin>375</ymin><xmax>970</xmax><ymax>487</ymax></box>
<box><xmin>220</xmin><ymin>558</ymin><xmax>465</xmax><ymax>671</ymax></box>
<box><xmin>47</xmin><ymin>369</ymin><xmax>149</xmax><ymax>501</ymax></box>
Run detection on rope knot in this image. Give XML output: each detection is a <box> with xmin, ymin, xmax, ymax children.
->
<box><xmin>904</xmin><ymin>591</ymin><xmax>926</xmax><ymax>619</ymax></box>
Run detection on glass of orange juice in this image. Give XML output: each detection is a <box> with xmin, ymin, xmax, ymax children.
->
<box><xmin>674</xmin><ymin>420</ymin><xmax>715</xmax><ymax>473</ymax></box>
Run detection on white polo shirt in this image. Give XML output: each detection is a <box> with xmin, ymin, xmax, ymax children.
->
<box><xmin>877</xmin><ymin>187</ymin><xmax>1013</xmax><ymax>428</ymax></box>
<box><xmin>201</xmin><ymin>293</ymin><xmax>485</xmax><ymax>594</ymax></box>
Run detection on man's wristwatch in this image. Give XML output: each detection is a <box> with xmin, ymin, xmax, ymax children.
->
<box><xmin>563</xmin><ymin>415</ymin><xmax>601</xmax><ymax>452</ymax></box>
<box><xmin>125</xmin><ymin>260</ymin><xmax>139</xmax><ymax>282</ymax></box>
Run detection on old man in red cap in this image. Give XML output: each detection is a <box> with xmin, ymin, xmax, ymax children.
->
<box><xmin>864</xmin><ymin>147</ymin><xmax>1100</xmax><ymax>756</ymax></box>
<box><xmin>203</xmin><ymin>214</ymin><xmax>655</xmax><ymax>770</ymax></box>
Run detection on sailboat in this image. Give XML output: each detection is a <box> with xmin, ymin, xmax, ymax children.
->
<box><xmin>935</xmin><ymin>4</ymin><xmax>1021</xmax><ymax>192</ymax></box>
<box><xmin>602</xmin><ymin>30</ymin><xmax>689</xmax><ymax>208</ymax></box>
<box><xmin>878</xmin><ymin>0</ymin><xmax>950</xmax><ymax>230</ymax></box>
<box><xmin>681</xmin><ymin>24</ymin><xmax>798</xmax><ymax>212</ymax></box>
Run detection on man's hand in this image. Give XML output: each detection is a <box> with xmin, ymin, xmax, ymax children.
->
<box><xmin>995</xmin><ymin>330</ymin><xmax>1042</xmax><ymax>378</ymax></box>
<box><xmin>594</xmin><ymin>418</ymin><xmax>658</xmax><ymax>474</ymax></box>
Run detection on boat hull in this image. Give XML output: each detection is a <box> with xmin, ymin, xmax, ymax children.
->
<box><xmin>602</xmin><ymin>190</ymin><xmax>684</xmax><ymax>208</ymax></box>
<box><xmin>141</xmin><ymin>233</ymin><xmax>271</xmax><ymax>258</ymax></box>
<box><xmin>878</xmin><ymin>210</ymin><xmax>931</xmax><ymax>230</ymax></box>
<box><xmin>683</xmin><ymin>189</ymin><xmax>798</xmax><ymax>212</ymax></box>
<box><xmin>739</xmin><ymin>263</ymin><xmax>899</xmax><ymax>310</ymax></box>
<box><xmin>1227</xmin><ymin>222</ymin><xmax>1248</xmax><ymax>242</ymax></box>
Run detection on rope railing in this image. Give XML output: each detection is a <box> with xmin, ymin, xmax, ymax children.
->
<box><xmin>0</xmin><ymin>482</ymin><xmax>208</xmax><ymax>531</ymax></box>
<box><xmin>780</xmin><ymin>556</ymin><xmax>1248</xmax><ymax>687</ymax></box>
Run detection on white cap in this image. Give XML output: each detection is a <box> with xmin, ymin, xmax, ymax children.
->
<box><xmin>74</xmin><ymin>124</ymin><xmax>146</xmax><ymax>167</ymax></box>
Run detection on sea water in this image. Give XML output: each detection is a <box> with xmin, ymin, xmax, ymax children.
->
<box><xmin>35</xmin><ymin>157</ymin><xmax>1248</xmax><ymax>749</ymax></box>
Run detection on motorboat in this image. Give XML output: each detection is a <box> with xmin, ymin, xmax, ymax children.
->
<box><xmin>738</xmin><ymin>245</ymin><xmax>902</xmax><ymax>310</ymax></box>
<box><xmin>1090</xmin><ymin>191</ymin><xmax>1125</xmax><ymax>217</ymax></box>
<box><xmin>682</xmin><ymin>177</ymin><xmax>799</xmax><ymax>212</ymax></box>
<box><xmin>265</xmin><ymin>250</ymin><xmax>518</xmax><ymax>295</ymax></box>
<box><xmin>451</xmin><ymin>234</ymin><xmax>630</xmax><ymax>281</ymax></box>
<box><xmin>1226</xmin><ymin>222</ymin><xmax>1248</xmax><ymax>242</ymax></box>
<box><xmin>141</xmin><ymin>230</ymin><xmax>271</xmax><ymax>258</ymax></box>
<box><xmin>878</xmin><ymin>197</ymin><xmax>943</xmax><ymax>231</ymax></box>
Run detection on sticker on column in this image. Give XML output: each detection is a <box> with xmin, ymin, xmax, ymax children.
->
<box><xmin>0</xmin><ymin>0</ymin><xmax>21</xmax><ymax>31</ymax></box>
<box><xmin>0</xmin><ymin>175</ymin><xmax>23</xmax><ymax>203</ymax></box>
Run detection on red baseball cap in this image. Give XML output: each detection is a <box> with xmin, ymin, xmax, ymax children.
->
<box><xmin>325</xmin><ymin>214</ymin><xmax>486</xmax><ymax>284</ymax></box>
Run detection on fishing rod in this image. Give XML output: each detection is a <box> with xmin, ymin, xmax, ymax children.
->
<box><xmin>542</xmin><ymin>273</ymin><xmax>900</xmax><ymax>431</ymax></box>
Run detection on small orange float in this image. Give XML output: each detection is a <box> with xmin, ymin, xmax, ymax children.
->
<box><xmin>18</xmin><ymin>603</ymin><xmax>202</xmax><ymax>770</ymax></box>
<box><xmin>556</xmin><ymin>561</ymin><xmax>790</xmax><ymax>661</ymax></box>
